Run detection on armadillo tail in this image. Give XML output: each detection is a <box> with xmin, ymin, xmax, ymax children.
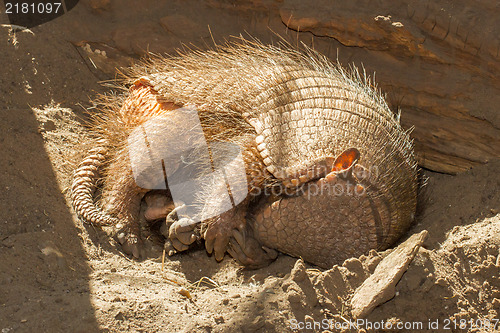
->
<box><xmin>71</xmin><ymin>140</ymin><xmax>120</xmax><ymax>226</ymax></box>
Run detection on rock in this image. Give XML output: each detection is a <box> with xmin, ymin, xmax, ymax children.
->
<box><xmin>84</xmin><ymin>0</ymin><xmax>111</xmax><ymax>12</ymax></box>
<box><xmin>342</xmin><ymin>257</ymin><xmax>369</xmax><ymax>287</ymax></box>
<box><xmin>39</xmin><ymin>243</ymin><xmax>67</xmax><ymax>270</ymax></box>
<box><xmin>40</xmin><ymin>120</ymin><xmax>56</xmax><ymax>132</ymax></box>
<box><xmin>111</xmin><ymin>22</ymin><xmax>179</xmax><ymax>56</ymax></box>
<box><xmin>159</xmin><ymin>15</ymin><xmax>202</xmax><ymax>39</ymax></box>
<box><xmin>73</xmin><ymin>41</ymin><xmax>135</xmax><ymax>78</ymax></box>
<box><xmin>316</xmin><ymin>265</ymin><xmax>348</xmax><ymax>297</ymax></box>
<box><xmin>2</xmin><ymin>237</ymin><xmax>15</xmax><ymax>248</ymax></box>
<box><xmin>350</xmin><ymin>230</ymin><xmax>428</xmax><ymax>319</ymax></box>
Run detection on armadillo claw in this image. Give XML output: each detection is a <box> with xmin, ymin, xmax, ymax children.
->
<box><xmin>231</xmin><ymin>227</ymin><xmax>246</xmax><ymax>249</ymax></box>
<box><xmin>163</xmin><ymin>240</ymin><xmax>177</xmax><ymax>257</ymax></box>
<box><xmin>204</xmin><ymin>216</ymin><xmax>230</xmax><ymax>261</ymax></box>
<box><xmin>228</xmin><ymin>229</ymin><xmax>278</xmax><ymax>269</ymax></box>
<box><xmin>169</xmin><ymin>237</ymin><xmax>190</xmax><ymax>252</ymax></box>
<box><xmin>169</xmin><ymin>217</ymin><xmax>198</xmax><ymax>245</ymax></box>
<box><xmin>116</xmin><ymin>230</ymin><xmax>143</xmax><ymax>259</ymax></box>
<box><xmin>203</xmin><ymin>203</ymin><xmax>249</xmax><ymax>262</ymax></box>
<box><xmin>204</xmin><ymin>225</ymin><xmax>231</xmax><ymax>262</ymax></box>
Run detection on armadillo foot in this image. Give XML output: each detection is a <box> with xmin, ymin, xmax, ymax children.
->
<box><xmin>163</xmin><ymin>219</ymin><xmax>200</xmax><ymax>256</ymax></box>
<box><xmin>159</xmin><ymin>206</ymin><xmax>199</xmax><ymax>252</ymax></box>
<box><xmin>163</xmin><ymin>239</ymin><xmax>177</xmax><ymax>257</ymax></box>
<box><xmin>227</xmin><ymin>228</ymin><xmax>278</xmax><ymax>269</ymax></box>
<box><xmin>204</xmin><ymin>204</ymin><xmax>248</xmax><ymax>262</ymax></box>
<box><xmin>165</xmin><ymin>217</ymin><xmax>199</xmax><ymax>252</ymax></box>
<box><xmin>116</xmin><ymin>226</ymin><xmax>143</xmax><ymax>259</ymax></box>
<box><xmin>143</xmin><ymin>190</ymin><xmax>175</xmax><ymax>221</ymax></box>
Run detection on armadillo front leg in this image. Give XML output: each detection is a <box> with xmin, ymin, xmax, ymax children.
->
<box><xmin>140</xmin><ymin>191</ymin><xmax>200</xmax><ymax>254</ymax></box>
<box><xmin>203</xmin><ymin>141</ymin><xmax>272</xmax><ymax>263</ymax></box>
<box><xmin>203</xmin><ymin>196</ymin><xmax>278</xmax><ymax>267</ymax></box>
<box><xmin>203</xmin><ymin>198</ymin><xmax>249</xmax><ymax>262</ymax></box>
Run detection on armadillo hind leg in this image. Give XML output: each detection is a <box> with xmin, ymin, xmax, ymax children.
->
<box><xmin>102</xmin><ymin>162</ymin><xmax>149</xmax><ymax>258</ymax></box>
<box><xmin>100</xmin><ymin>83</ymin><xmax>181</xmax><ymax>258</ymax></box>
<box><xmin>71</xmin><ymin>139</ymin><xmax>147</xmax><ymax>260</ymax></box>
<box><xmin>71</xmin><ymin>141</ymin><xmax>146</xmax><ymax>260</ymax></box>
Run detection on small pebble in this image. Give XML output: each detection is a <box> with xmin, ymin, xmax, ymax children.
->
<box><xmin>178</xmin><ymin>287</ymin><xmax>191</xmax><ymax>299</ymax></box>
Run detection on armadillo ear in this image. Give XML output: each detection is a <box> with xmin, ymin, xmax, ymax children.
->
<box><xmin>332</xmin><ymin>148</ymin><xmax>360</xmax><ymax>178</ymax></box>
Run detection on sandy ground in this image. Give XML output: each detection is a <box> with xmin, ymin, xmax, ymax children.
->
<box><xmin>0</xmin><ymin>1</ymin><xmax>499</xmax><ymax>332</ymax></box>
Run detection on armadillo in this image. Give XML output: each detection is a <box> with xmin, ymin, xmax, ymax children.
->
<box><xmin>71</xmin><ymin>41</ymin><xmax>418</xmax><ymax>269</ymax></box>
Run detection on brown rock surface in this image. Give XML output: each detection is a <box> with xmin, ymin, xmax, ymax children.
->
<box><xmin>279</xmin><ymin>0</ymin><xmax>500</xmax><ymax>173</ymax></box>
